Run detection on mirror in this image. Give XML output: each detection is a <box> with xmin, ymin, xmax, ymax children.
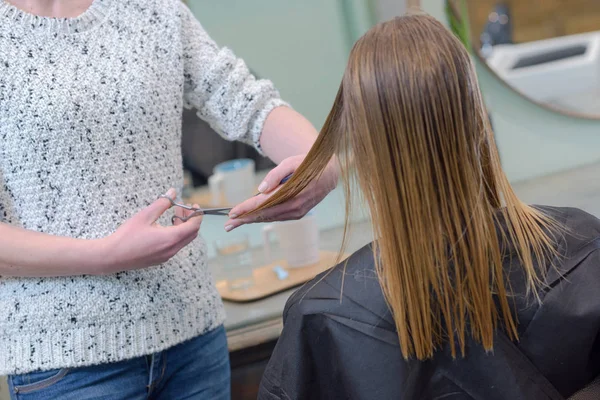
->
<box><xmin>450</xmin><ymin>0</ymin><xmax>600</xmax><ymax>119</ymax></box>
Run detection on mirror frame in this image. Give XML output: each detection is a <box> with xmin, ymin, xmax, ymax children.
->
<box><xmin>446</xmin><ymin>0</ymin><xmax>600</xmax><ymax>121</ymax></box>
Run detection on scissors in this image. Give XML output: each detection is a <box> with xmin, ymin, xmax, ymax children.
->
<box><xmin>158</xmin><ymin>196</ymin><xmax>230</xmax><ymax>223</ymax></box>
<box><xmin>161</xmin><ymin>173</ymin><xmax>293</xmax><ymax>223</ymax></box>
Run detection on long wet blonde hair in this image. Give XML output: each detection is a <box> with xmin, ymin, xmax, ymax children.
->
<box><xmin>247</xmin><ymin>14</ymin><xmax>557</xmax><ymax>360</ymax></box>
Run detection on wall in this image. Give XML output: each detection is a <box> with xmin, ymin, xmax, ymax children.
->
<box><xmin>184</xmin><ymin>1</ymin><xmax>374</xmax><ymax>257</ymax></box>
<box><xmin>422</xmin><ymin>0</ymin><xmax>448</xmax><ymax>23</ymax></box>
<box><xmin>375</xmin><ymin>0</ymin><xmax>407</xmax><ymax>21</ymax></box>
<box><xmin>186</xmin><ymin>0</ymin><xmax>373</xmax><ymax>130</ymax></box>
<box><xmin>185</xmin><ymin>0</ymin><xmax>417</xmax><ymax>130</ymax></box>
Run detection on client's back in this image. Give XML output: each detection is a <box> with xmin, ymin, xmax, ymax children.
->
<box><xmin>256</xmin><ymin>13</ymin><xmax>600</xmax><ymax>400</ymax></box>
<box><xmin>260</xmin><ymin>206</ymin><xmax>600</xmax><ymax>399</ymax></box>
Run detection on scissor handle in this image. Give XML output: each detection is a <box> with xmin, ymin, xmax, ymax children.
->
<box><xmin>159</xmin><ymin>194</ymin><xmax>204</xmax><ymax>223</ymax></box>
<box><xmin>159</xmin><ymin>194</ymin><xmax>200</xmax><ymax>211</ymax></box>
<box><xmin>171</xmin><ymin>210</ymin><xmax>204</xmax><ymax>224</ymax></box>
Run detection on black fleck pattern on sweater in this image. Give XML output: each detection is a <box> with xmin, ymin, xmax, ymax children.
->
<box><xmin>0</xmin><ymin>0</ymin><xmax>287</xmax><ymax>375</ymax></box>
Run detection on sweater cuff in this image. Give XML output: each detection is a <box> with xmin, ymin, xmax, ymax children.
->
<box><xmin>249</xmin><ymin>98</ymin><xmax>290</xmax><ymax>156</ymax></box>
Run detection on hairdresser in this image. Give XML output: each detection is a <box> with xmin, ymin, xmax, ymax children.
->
<box><xmin>0</xmin><ymin>0</ymin><xmax>337</xmax><ymax>398</ymax></box>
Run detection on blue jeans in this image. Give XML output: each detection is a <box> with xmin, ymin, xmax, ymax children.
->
<box><xmin>7</xmin><ymin>326</ymin><xmax>230</xmax><ymax>400</ymax></box>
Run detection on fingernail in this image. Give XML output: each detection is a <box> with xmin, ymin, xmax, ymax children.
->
<box><xmin>229</xmin><ymin>213</ymin><xmax>238</xmax><ymax>219</ymax></box>
<box><xmin>225</xmin><ymin>225</ymin><xmax>233</xmax><ymax>232</ymax></box>
<box><xmin>165</xmin><ymin>188</ymin><xmax>175</xmax><ymax>198</ymax></box>
<box><xmin>258</xmin><ymin>182</ymin><xmax>268</xmax><ymax>193</ymax></box>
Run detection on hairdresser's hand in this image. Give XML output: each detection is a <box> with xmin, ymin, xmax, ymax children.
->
<box><xmin>100</xmin><ymin>189</ymin><xmax>203</xmax><ymax>274</ymax></box>
<box><xmin>224</xmin><ymin>155</ymin><xmax>338</xmax><ymax>231</ymax></box>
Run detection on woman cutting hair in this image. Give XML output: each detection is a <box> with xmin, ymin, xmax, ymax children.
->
<box><xmin>0</xmin><ymin>0</ymin><xmax>338</xmax><ymax>398</ymax></box>
<box><xmin>243</xmin><ymin>13</ymin><xmax>600</xmax><ymax>400</ymax></box>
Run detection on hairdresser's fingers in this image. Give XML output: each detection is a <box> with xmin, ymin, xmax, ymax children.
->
<box><xmin>137</xmin><ymin>188</ymin><xmax>177</xmax><ymax>224</ymax></box>
<box><xmin>227</xmin><ymin>181</ymin><xmax>284</xmax><ymax>220</ymax></box>
<box><xmin>225</xmin><ymin>192</ymin><xmax>274</xmax><ymax>230</ymax></box>
<box><xmin>226</xmin><ymin>159</ymin><xmax>339</xmax><ymax>231</ymax></box>
<box><xmin>226</xmin><ymin>209</ymin><xmax>300</xmax><ymax>229</ymax></box>
<box><xmin>225</xmin><ymin>192</ymin><xmax>318</xmax><ymax>231</ymax></box>
<box><xmin>166</xmin><ymin>211</ymin><xmax>203</xmax><ymax>238</ymax></box>
<box><xmin>173</xmin><ymin>203</ymin><xmax>199</xmax><ymax>226</ymax></box>
<box><xmin>173</xmin><ymin>203</ymin><xmax>186</xmax><ymax>226</ymax></box>
<box><xmin>228</xmin><ymin>155</ymin><xmax>304</xmax><ymax>219</ymax></box>
<box><xmin>256</xmin><ymin>156</ymin><xmax>302</xmax><ymax>194</ymax></box>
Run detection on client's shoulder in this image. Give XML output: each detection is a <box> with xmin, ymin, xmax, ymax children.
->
<box><xmin>532</xmin><ymin>206</ymin><xmax>600</xmax><ymax>287</ymax></box>
<box><xmin>536</xmin><ymin>205</ymin><xmax>600</xmax><ymax>249</ymax></box>
<box><xmin>537</xmin><ymin>205</ymin><xmax>600</xmax><ymax>228</ymax></box>
<box><xmin>283</xmin><ymin>243</ymin><xmax>393</xmax><ymax>326</ymax></box>
<box><xmin>286</xmin><ymin>243</ymin><xmax>377</xmax><ymax>305</ymax></box>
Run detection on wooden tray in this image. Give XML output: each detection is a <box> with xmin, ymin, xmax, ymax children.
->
<box><xmin>216</xmin><ymin>251</ymin><xmax>347</xmax><ymax>303</ymax></box>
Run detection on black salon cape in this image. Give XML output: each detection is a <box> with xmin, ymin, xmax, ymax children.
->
<box><xmin>258</xmin><ymin>207</ymin><xmax>600</xmax><ymax>400</ymax></box>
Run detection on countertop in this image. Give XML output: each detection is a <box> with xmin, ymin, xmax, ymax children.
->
<box><xmin>196</xmin><ymin>161</ymin><xmax>600</xmax><ymax>352</ymax></box>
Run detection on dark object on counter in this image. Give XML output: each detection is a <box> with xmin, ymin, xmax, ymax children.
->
<box><xmin>181</xmin><ymin>108</ymin><xmax>275</xmax><ymax>186</ymax></box>
<box><xmin>259</xmin><ymin>206</ymin><xmax>600</xmax><ymax>400</ymax></box>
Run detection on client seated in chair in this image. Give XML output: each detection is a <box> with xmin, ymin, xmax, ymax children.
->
<box><xmin>253</xmin><ymin>13</ymin><xmax>600</xmax><ymax>400</ymax></box>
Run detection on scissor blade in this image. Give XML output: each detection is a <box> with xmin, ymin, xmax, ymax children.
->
<box><xmin>201</xmin><ymin>207</ymin><xmax>232</xmax><ymax>216</ymax></box>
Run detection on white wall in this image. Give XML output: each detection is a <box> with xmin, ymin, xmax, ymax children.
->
<box><xmin>186</xmin><ymin>0</ymin><xmax>373</xmax><ymax>130</ymax></box>
<box><xmin>421</xmin><ymin>0</ymin><xmax>447</xmax><ymax>24</ymax></box>
<box><xmin>375</xmin><ymin>0</ymin><xmax>407</xmax><ymax>21</ymax></box>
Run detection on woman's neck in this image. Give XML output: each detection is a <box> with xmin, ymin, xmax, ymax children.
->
<box><xmin>4</xmin><ymin>0</ymin><xmax>94</xmax><ymax>18</ymax></box>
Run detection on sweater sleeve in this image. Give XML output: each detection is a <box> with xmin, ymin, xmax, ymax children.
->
<box><xmin>178</xmin><ymin>3</ymin><xmax>289</xmax><ymax>154</ymax></box>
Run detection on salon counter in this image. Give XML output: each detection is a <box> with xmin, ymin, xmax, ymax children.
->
<box><xmin>213</xmin><ymin>219</ymin><xmax>374</xmax><ymax>352</ymax></box>
<box><xmin>184</xmin><ymin>174</ymin><xmax>373</xmax><ymax>349</ymax></box>
<box><xmin>187</xmin><ymin>174</ymin><xmax>370</xmax><ymax>260</ymax></box>
<box><xmin>195</xmin><ymin>160</ymin><xmax>600</xmax><ymax>352</ymax></box>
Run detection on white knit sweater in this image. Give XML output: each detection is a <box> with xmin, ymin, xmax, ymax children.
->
<box><xmin>0</xmin><ymin>0</ymin><xmax>287</xmax><ymax>375</ymax></box>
